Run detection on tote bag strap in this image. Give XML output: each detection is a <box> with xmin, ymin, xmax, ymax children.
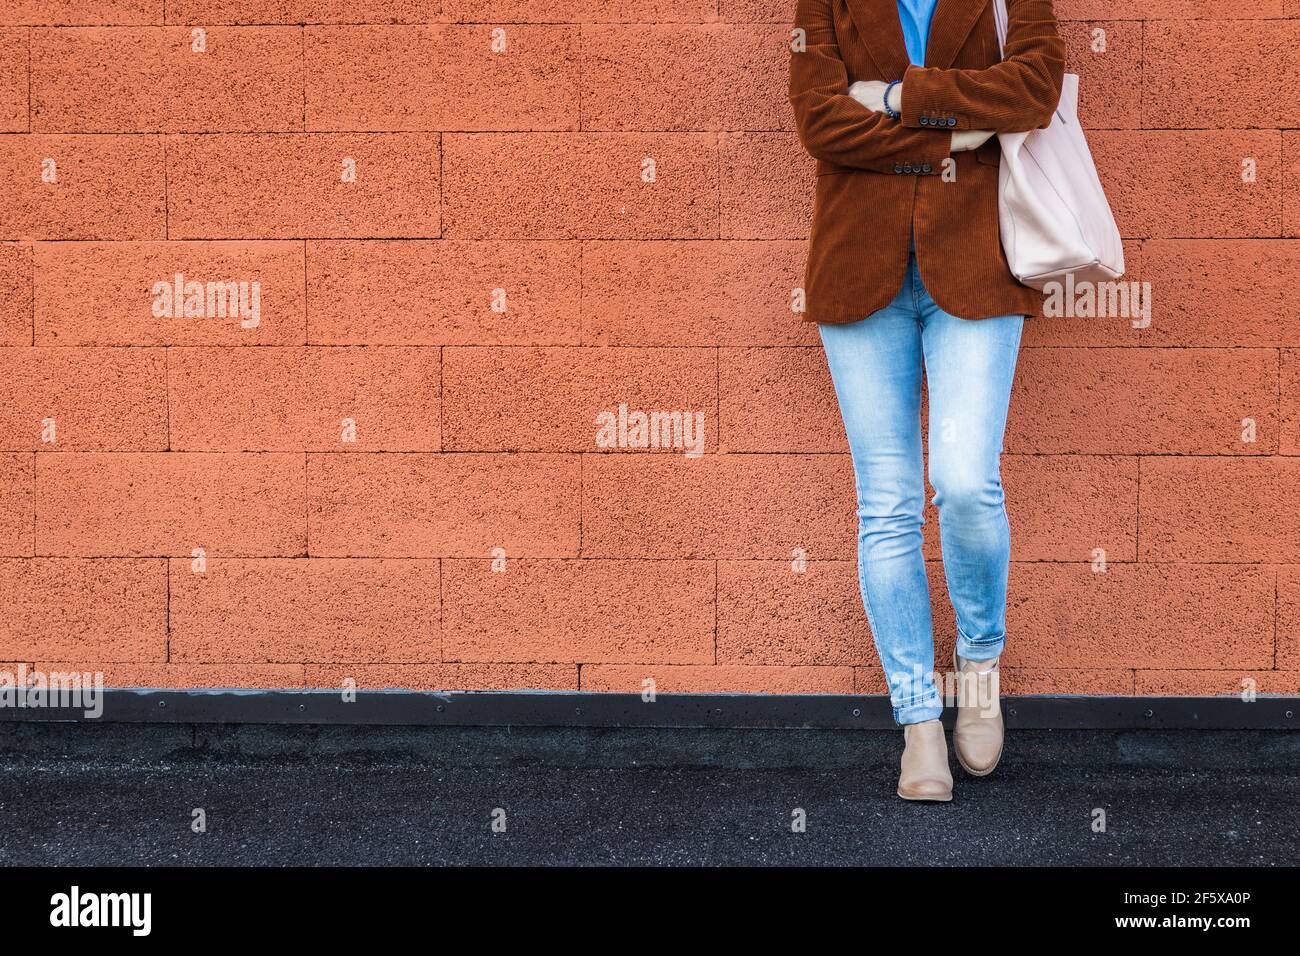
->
<box><xmin>993</xmin><ymin>0</ymin><xmax>1008</xmax><ymax>58</ymax></box>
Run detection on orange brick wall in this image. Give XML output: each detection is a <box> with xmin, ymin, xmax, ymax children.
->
<box><xmin>1</xmin><ymin>0</ymin><xmax>1297</xmax><ymax>699</ymax></box>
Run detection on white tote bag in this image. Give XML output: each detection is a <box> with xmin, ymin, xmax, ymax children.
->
<box><xmin>992</xmin><ymin>0</ymin><xmax>1124</xmax><ymax>289</ymax></box>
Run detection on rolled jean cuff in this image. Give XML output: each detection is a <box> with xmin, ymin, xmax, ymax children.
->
<box><xmin>894</xmin><ymin>690</ymin><xmax>943</xmax><ymax>726</ymax></box>
<box><xmin>956</xmin><ymin>632</ymin><xmax>1005</xmax><ymax>664</ymax></box>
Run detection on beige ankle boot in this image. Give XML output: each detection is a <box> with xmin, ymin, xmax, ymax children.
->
<box><xmin>953</xmin><ymin>651</ymin><xmax>1004</xmax><ymax>776</ymax></box>
<box><xmin>897</xmin><ymin>719</ymin><xmax>953</xmax><ymax>801</ymax></box>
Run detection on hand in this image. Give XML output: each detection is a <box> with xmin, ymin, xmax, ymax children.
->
<box><xmin>847</xmin><ymin>80</ymin><xmax>893</xmax><ymax>114</ymax></box>
<box><xmin>951</xmin><ymin>128</ymin><xmax>995</xmax><ymax>151</ymax></box>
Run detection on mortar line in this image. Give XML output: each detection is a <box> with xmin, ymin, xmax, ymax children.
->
<box><xmin>300</xmin><ymin>26</ymin><xmax>306</xmax><ymax>130</ymax></box>
<box><xmin>162</xmin><ymin>135</ymin><xmax>169</xmax><ymax>240</ymax></box>
<box><xmin>302</xmin><ymin>239</ymin><xmax>309</xmax><ymax>342</ymax></box>
<box><xmin>29</xmin><ymin>452</ymin><xmax>35</xmax><ymax>556</ymax></box>
<box><xmin>1273</xmin><ymin>565</ymin><xmax>1279</xmax><ymax>670</ymax></box>
<box><xmin>28</xmin><ymin>241</ymin><xmax>34</xmax><ymax>345</ymax></box>
<box><xmin>1133</xmin><ymin>456</ymin><xmax>1140</xmax><ymax>560</ymax></box>
<box><xmin>303</xmin><ymin>451</ymin><xmax>310</xmax><ymax>556</ymax></box>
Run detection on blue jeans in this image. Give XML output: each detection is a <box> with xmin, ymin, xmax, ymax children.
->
<box><xmin>819</xmin><ymin>249</ymin><xmax>1024</xmax><ymax>725</ymax></box>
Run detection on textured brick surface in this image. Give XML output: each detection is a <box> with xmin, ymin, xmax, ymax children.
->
<box><xmin>1008</xmin><ymin>348</ymin><xmax>1278</xmax><ymax>454</ymax></box>
<box><xmin>582</xmin><ymin>454</ymin><xmax>855</xmax><ymax>559</ymax></box>
<box><xmin>31</xmin><ymin>27</ymin><xmax>303</xmax><ymax>133</ymax></box>
<box><xmin>37</xmin><ymin>453</ymin><xmax>306</xmax><ymax>556</ymax></box>
<box><xmin>0</xmin><ymin>243</ymin><xmax>32</xmax><ymax>344</ymax></box>
<box><xmin>0</xmin><ymin>3</ymin><xmax>1289</xmax><ymax>699</ymax></box>
<box><xmin>442</xmin><ymin>133</ymin><xmax>718</xmax><ymax>239</ymax></box>
<box><xmin>1140</xmin><ymin>458</ymin><xmax>1300</xmax><ymax>562</ymax></box>
<box><xmin>306</xmin><ymin>25</ymin><xmax>578</xmax><ymax>132</ymax></box>
<box><xmin>1062</xmin><ymin>20</ymin><xmax>1141</xmax><ymax>130</ymax></box>
<box><xmin>170</xmin><ymin>558</ymin><xmax>439</xmax><ymax>662</ymax></box>
<box><xmin>308</xmin><ymin>453</ymin><xmax>580</xmax><ymax>557</ymax></box>
<box><xmin>1278</xmin><ymin>565</ymin><xmax>1300</xmax><ymax>669</ymax></box>
<box><xmin>0</xmin><ymin>454</ymin><xmax>34</xmax><ymax>556</ymax></box>
<box><xmin>442</xmin><ymin>346</ymin><xmax>715</xmax><ymax>452</ymax></box>
<box><xmin>35</xmin><ymin>241</ymin><xmax>306</xmax><ymax>345</ymax></box>
<box><xmin>1</xmin><ymin>2</ymin><xmax>163</xmax><ymax>25</ymax></box>
<box><xmin>169</xmin><ymin>0</ymin><xmax>435</xmax><ymax>23</ymax></box>
<box><xmin>582</xmin><ymin>664</ymin><xmax>855</xmax><ymax>694</ymax></box>
<box><xmin>720</xmin><ymin>133</ymin><xmax>812</xmax><ymax>239</ymax></box>
<box><xmin>0</xmin><ymin>135</ymin><xmax>166</xmax><ymax>239</ymax></box>
<box><xmin>0</xmin><ymin>348</ymin><xmax>168</xmax><ymax>450</ymax></box>
<box><xmin>0</xmin><ymin>558</ymin><xmax>166</xmax><ymax>661</ymax></box>
<box><xmin>307</xmin><ymin>240</ymin><xmax>580</xmax><ymax>345</ymax></box>
<box><xmin>36</xmin><ymin>662</ymin><xmax>307</xmax><ymax>687</ymax></box>
<box><xmin>1090</xmin><ymin>131</ymin><xmax>1281</xmax><ymax>238</ymax></box>
<box><xmin>443</xmin><ymin>559</ymin><xmax>714</xmax><ymax>663</ymax></box>
<box><xmin>581</xmin><ymin>240</ymin><xmax>813</xmax><ymax>346</ymax></box>
<box><xmin>304</xmin><ymin>662</ymin><xmax>577</xmax><ymax>690</ymax></box>
<box><xmin>169</xmin><ymin>347</ymin><xmax>439</xmax><ymax>451</ymax></box>
<box><xmin>0</xmin><ymin>30</ymin><xmax>25</xmax><ymax>132</ymax></box>
<box><xmin>1143</xmin><ymin>21</ymin><xmax>1300</xmax><ymax>129</ymax></box>
<box><xmin>580</xmin><ymin>25</ymin><xmax>788</xmax><ymax>132</ymax></box>
<box><xmin>167</xmin><ymin>133</ymin><xmax>440</xmax><ymax>239</ymax></box>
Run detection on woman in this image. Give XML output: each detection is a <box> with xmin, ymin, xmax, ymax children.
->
<box><xmin>788</xmin><ymin>0</ymin><xmax>1065</xmax><ymax>801</ymax></box>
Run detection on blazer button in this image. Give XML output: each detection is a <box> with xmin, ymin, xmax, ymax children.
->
<box><xmin>920</xmin><ymin>116</ymin><xmax>929</xmax><ymax>126</ymax></box>
<box><xmin>921</xmin><ymin>163</ymin><xmax>932</xmax><ymax>173</ymax></box>
<box><xmin>893</xmin><ymin>163</ymin><xmax>903</xmax><ymax>173</ymax></box>
<box><xmin>947</xmin><ymin>117</ymin><xmax>957</xmax><ymax>127</ymax></box>
<box><xmin>903</xmin><ymin>163</ymin><xmax>913</xmax><ymax>173</ymax></box>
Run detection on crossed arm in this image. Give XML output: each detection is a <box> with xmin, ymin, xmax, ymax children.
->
<box><xmin>789</xmin><ymin>0</ymin><xmax>1065</xmax><ymax>174</ymax></box>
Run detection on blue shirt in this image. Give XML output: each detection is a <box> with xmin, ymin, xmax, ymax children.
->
<box><xmin>896</xmin><ymin>0</ymin><xmax>939</xmax><ymax>66</ymax></box>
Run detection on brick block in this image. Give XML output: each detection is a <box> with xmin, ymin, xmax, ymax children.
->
<box><xmin>1140</xmin><ymin>457</ymin><xmax>1300</xmax><ymax>561</ymax></box>
<box><xmin>37</xmin><ymin>452</ymin><xmax>307</xmax><ymax>556</ymax></box>
<box><xmin>443</xmin><ymin>558</ymin><xmax>714</xmax><ymax>663</ymax></box>
<box><xmin>306</xmin><ymin>25</ymin><xmax>577</xmax><ymax>131</ymax></box>
<box><xmin>307</xmin><ymin>453</ymin><xmax>581</xmax><ymax>557</ymax></box>
<box><xmin>0</xmin><ymin>134</ymin><xmax>166</xmax><ymax>240</ymax></box>
<box><xmin>581</xmin><ymin>240</ymin><xmax>814</xmax><ymax>346</ymax></box>
<box><xmin>0</xmin><ymin>558</ymin><xmax>166</xmax><ymax>660</ymax></box>
<box><xmin>31</xmin><ymin>26</ymin><xmax>302</xmax><ymax>132</ymax></box>
<box><xmin>1089</xmin><ymin>131</ymin><xmax>1281</xmax><ymax>238</ymax></box>
<box><xmin>307</xmin><ymin>239</ymin><xmax>580</xmax><ymax>345</ymax></box>
<box><xmin>167</xmin><ymin>133</ymin><xmax>440</xmax><ymax>239</ymax></box>
<box><xmin>580</xmin><ymin>25</ymin><xmax>788</xmax><ymax>131</ymax></box>
<box><xmin>582</xmin><ymin>454</ymin><xmax>855</xmax><ymax>559</ymax></box>
<box><xmin>0</xmin><ymin>454</ymin><xmax>33</xmax><ymax>556</ymax></box>
<box><xmin>717</xmin><ymin>560</ymin><xmax>869</xmax><ymax>665</ymax></box>
<box><xmin>35</xmin><ymin>240</ymin><xmax>305</xmax><ymax>345</ymax></box>
<box><xmin>170</xmin><ymin>558</ymin><xmax>439</xmax><ymax>662</ymax></box>
<box><xmin>0</xmin><ymin>348</ymin><xmax>167</xmax><ymax>450</ymax></box>
<box><xmin>442</xmin><ymin>133</ymin><xmax>717</xmax><ymax>238</ymax></box>
<box><xmin>442</xmin><ymin>346</ymin><xmax>714</xmax><ymax>452</ymax></box>
<box><xmin>169</xmin><ymin>347</ymin><xmax>439</xmax><ymax>451</ymax></box>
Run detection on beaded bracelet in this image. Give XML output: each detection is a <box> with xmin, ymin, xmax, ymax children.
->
<box><xmin>883</xmin><ymin>79</ymin><xmax>902</xmax><ymax>119</ymax></box>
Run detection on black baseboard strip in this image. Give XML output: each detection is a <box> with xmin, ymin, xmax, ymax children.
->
<box><xmin>0</xmin><ymin>689</ymin><xmax>1296</xmax><ymax>730</ymax></box>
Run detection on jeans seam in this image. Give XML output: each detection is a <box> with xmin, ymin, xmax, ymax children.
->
<box><xmin>896</xmin><ymin>688</ymin><xmax>940</xmax><ymax>706</ymax></box>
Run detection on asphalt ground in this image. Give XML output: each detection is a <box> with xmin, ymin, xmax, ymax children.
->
<box><xmin>0</xmin><ymin>724</ymin><xmax>1295</xmax><ymax>866</ymax></box>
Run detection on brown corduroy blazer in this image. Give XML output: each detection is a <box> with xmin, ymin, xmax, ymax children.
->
<box><xmin>789</xmin><ymin>0</ymin><xmax>1065</xmax><ymax>324</ymax></box>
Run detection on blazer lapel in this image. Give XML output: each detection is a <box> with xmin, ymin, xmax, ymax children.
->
<box><xmin>843</xmin><ymin>0</ymin><xmax>910</xmax><ymax>80</ymax></box>
<box><xmin>924</xmin><ymin>0</ymin><xmax>989</xmax><ymax>69</ymax></box>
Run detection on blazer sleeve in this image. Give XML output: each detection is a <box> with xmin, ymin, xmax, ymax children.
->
<box><xmin>789</xmin><ymin>0</ymin><xmax>952</xmax><ymax>174</ymax></box>
<box><xmin>900</xmin><ymin>0</ymin><xmax>1065</xmax><ymax>133</ymax></box>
